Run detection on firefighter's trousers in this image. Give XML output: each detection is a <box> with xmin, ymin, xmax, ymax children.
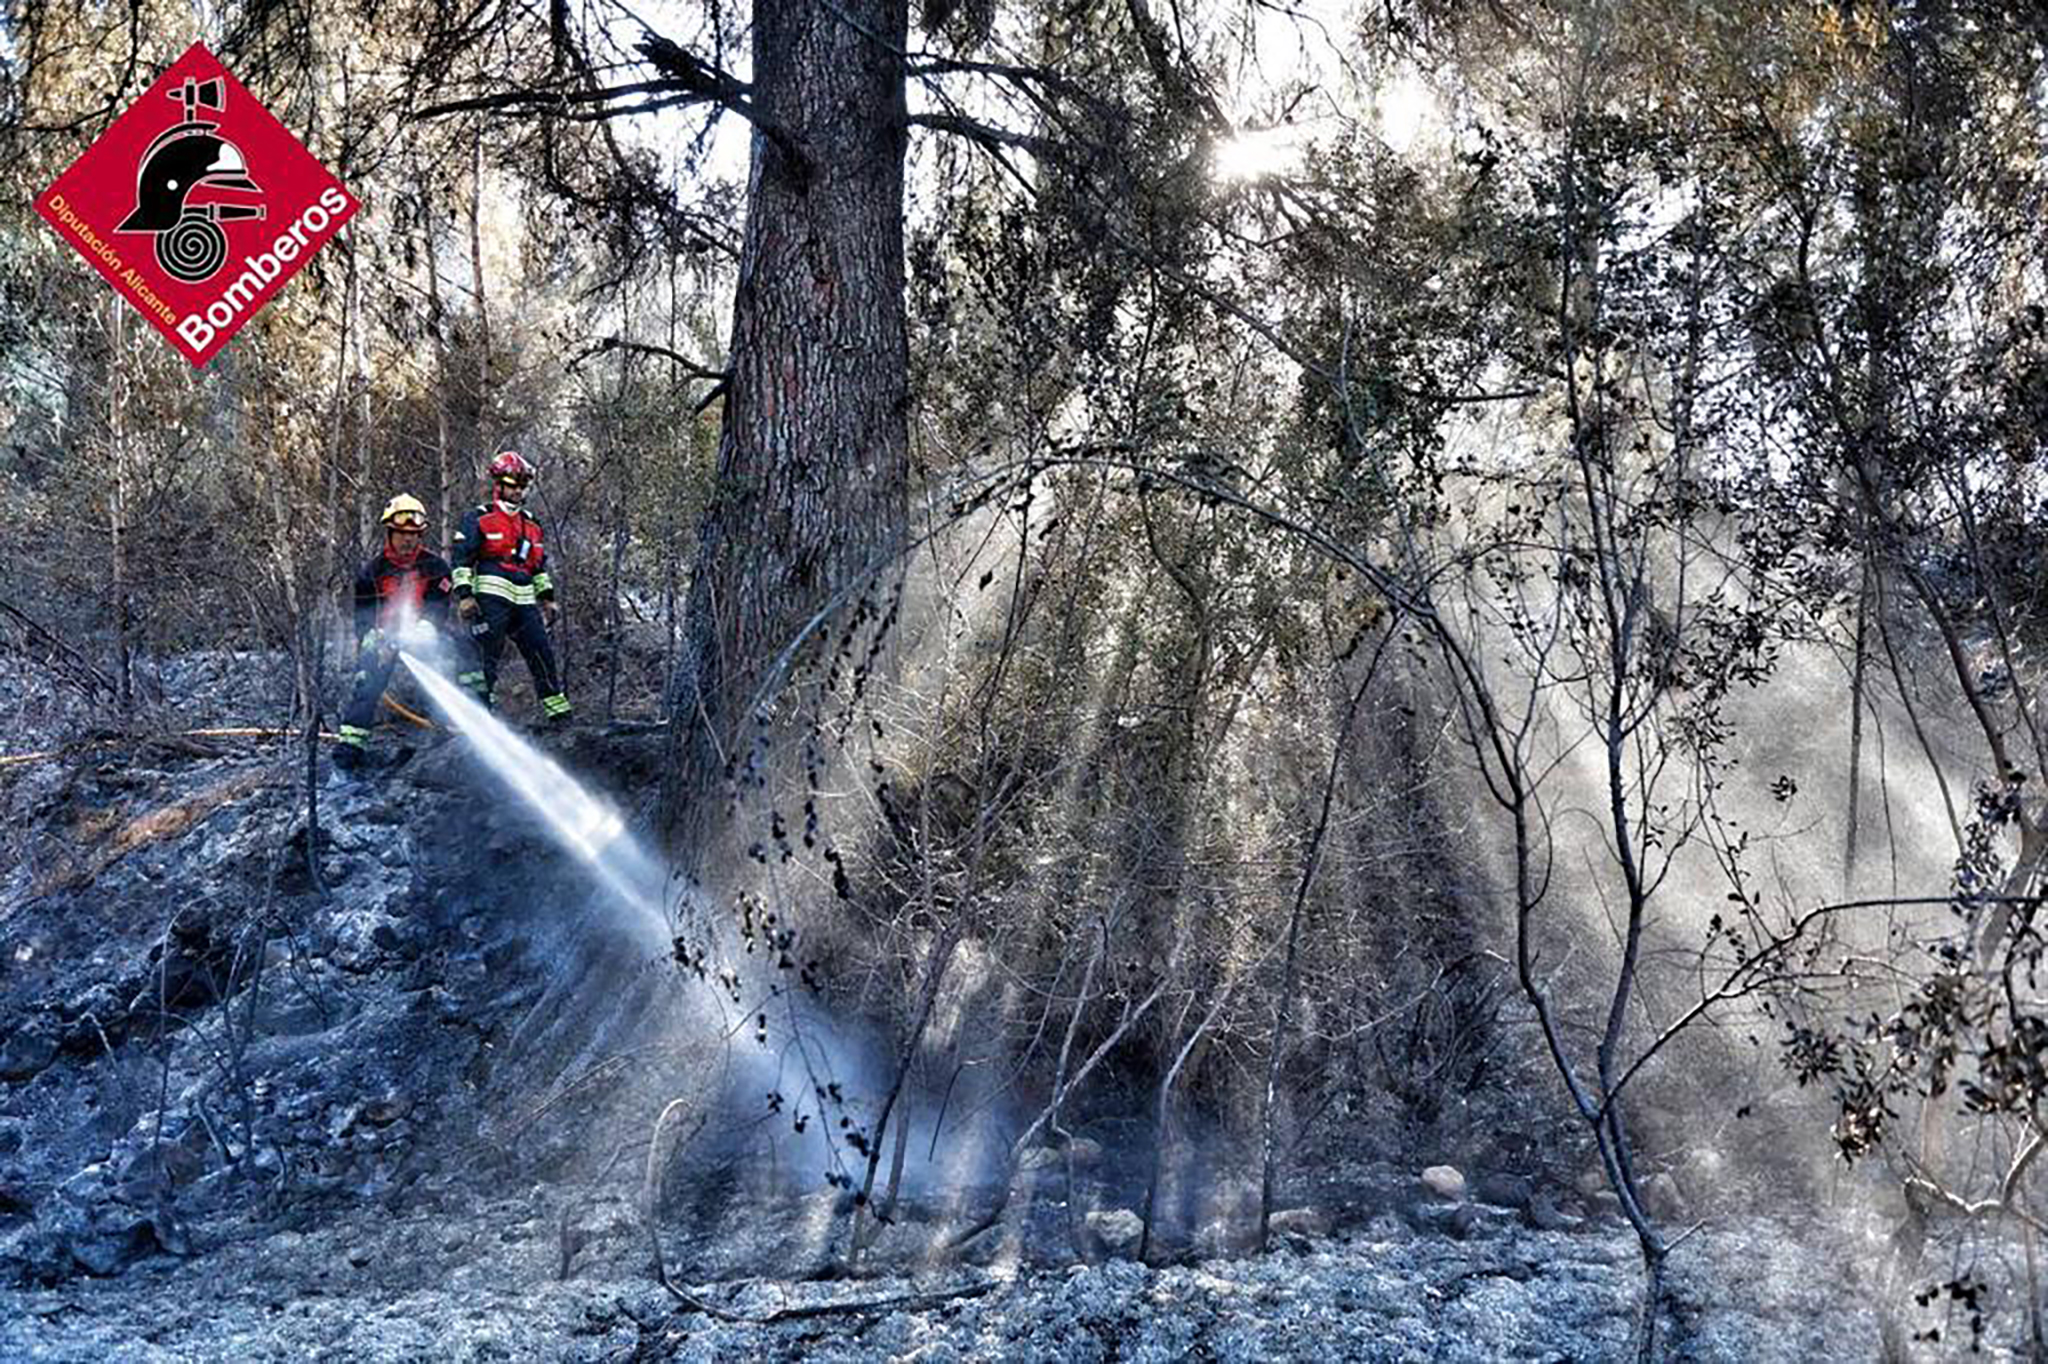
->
<box><xmin>338</xmin><ymin>646</ymin><xmax>407</xmax><ymax>754</ymax></box>
<box><xmin>464</xmin><ymin>596</ymin><xmax>571</xmax><ymax>719</ymax></box>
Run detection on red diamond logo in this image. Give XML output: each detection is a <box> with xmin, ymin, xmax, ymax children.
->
<box><xmin>34</xmin><ymin>41</ymin><xmax>359</xmax><ymax>367</ymax></box>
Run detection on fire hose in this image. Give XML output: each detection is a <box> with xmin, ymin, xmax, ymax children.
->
<box><xmin>0</xmin><ymin>727</ymin><xmax>329</xmax><ymax>768</ymax></box>
<box><xmin>380</xmin><ymin>695</ymin><xmax>438</xmax><ymax>731</ymax></box>
<box><xmin>0</xmin><ymin>696</ymin><xmax>435</xmax><ymax>770</ymax></box>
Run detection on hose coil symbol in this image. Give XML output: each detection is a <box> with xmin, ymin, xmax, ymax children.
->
<box><xmin>156</xmin><ymin>214</ymin><xmax>227</xmax><ymax>283</ymax></box>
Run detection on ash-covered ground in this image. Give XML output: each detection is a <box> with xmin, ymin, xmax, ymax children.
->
<box><xmin>2</xmin><ymin>1194</ymin><xmax>1879</xmax><ymax>1362</ymax></box>
<box><xmin>0</xmin><ymin>670</ymin><xmax>1966</xmax><ymax>1358</ymax></box>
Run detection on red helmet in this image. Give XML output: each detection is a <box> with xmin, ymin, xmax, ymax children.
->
<box><xmin>488</xmin><ymin>450</ymin><xmax>535</xmax><ymax>485</ymax></box>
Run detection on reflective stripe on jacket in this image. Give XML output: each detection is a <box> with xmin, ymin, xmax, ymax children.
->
<box><xmin>451</xmin><ymin>502</ymin><xmax>555</xmax><ymax>606</ymax></box>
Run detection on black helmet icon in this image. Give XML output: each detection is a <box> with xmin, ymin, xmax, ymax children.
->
<box><xmin>114</xmin><ymin>76</ymin><xmax>265</xmax><ymax>284</ymax></box>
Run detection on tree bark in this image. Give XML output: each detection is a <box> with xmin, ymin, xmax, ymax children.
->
<box><xmin>469</xmin><ymin>129</ymin><xmax>492</xmax><ymax>445</ymax></box>
<box><xmin>1842</xmin><ymin>553</ymin><xmax>1871</xmax><ymax>896</ymax></box>
<box><xmin>663</xmin><ymin>0</ymin><xmax>910</xmax><ymax>857</ymax></box>
<box><xmin>421</xmin><ymin>183</ymin><xmax>454</xmax><ymax>535</ymax></box>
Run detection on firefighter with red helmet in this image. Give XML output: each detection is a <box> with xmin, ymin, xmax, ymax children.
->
<box><xmin>335</xmin><ymin>494</ymin><xmax>455</xmax><ymax>773</ymax></box>
<box><xmin>451</xmin><ymin>451</ymin><xmax>572</xmax><ymax>724</ymax></box>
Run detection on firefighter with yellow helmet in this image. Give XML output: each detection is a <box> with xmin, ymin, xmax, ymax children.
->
<box><xmin>334</xmin><ymin>494</ymin><xmax>454</xmax><ymax>774</ymax></box>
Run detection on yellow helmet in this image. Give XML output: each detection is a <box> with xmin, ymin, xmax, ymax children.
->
<box><xmin>379</xmin><ymin>493</ymin><xmax>427</xmax><ymax>531</ymax></box>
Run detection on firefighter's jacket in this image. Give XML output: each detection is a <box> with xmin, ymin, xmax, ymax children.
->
<box><xmin>352</xmin><ymin>547</ymin><xmax>455</xmax><ymax>647</ymax></box>
<box><xmin>450</xmin><ymin>501</ymin><xmax>555</xmax><ymax>608</ymax></box>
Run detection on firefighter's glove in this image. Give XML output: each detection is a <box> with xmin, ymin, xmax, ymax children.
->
<box><xmin>455</xmin><ymin>595</ymin><xmax>478</xmax><ymax>621</ymax></box>
<box><xmin>359</xmin><ymin>627</ymin><xmax>385</xmax><ymax>657</ymax></box>
<box><xmin>541</xmin><ymin>599</ymin><xmax>560</xmax><ymax>630</ymax></box>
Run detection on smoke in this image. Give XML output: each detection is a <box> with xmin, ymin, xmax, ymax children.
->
<box><xmin>397</xmin><ymin>649</ymin><xmax>987</xmax><ymax>1208</ymax></box>
<box><xmin>1415</xmin><ymin>461</ymin><xmax>1990</xmax><ymax>1252</ymax></box>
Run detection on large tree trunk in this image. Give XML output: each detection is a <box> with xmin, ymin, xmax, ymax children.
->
<box><xmin>663</xmin><ymin>0</ymin><xmax>910</xmax><ymax>860</ymax></box>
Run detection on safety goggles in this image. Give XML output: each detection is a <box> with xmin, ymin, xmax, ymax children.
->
<box><xmin>385</xmin><ymin>512</ymin><xmax>427</xmax><ymax>531</ymax></box>
<box><xmin>493</xmin><ymin>475</ymin><xmax>532</xmax><ymax>490</ymax></box>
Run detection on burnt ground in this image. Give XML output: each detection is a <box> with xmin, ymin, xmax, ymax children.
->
<box><xmin>0</xmin><ymin>1190</ymin><xmax>1886</xmax><ymax>1362</ymax></box>
<box><xmin>0</xmin><ymin>665</ymin><xmax>1954</xmax><ymax>1358</ymax></box>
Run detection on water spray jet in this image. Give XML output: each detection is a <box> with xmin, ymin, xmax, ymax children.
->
<box><xmin>396</xmin><ymin>652</ymin><xmax>991</xmax><ymax>1220</ymax></box>
<box><xmin>400</xmin><ymin>653</ymin><xmax>667</xmax><ymax>953</ymax></box>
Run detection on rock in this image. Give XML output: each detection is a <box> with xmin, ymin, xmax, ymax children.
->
<box><xmin>1473</xmin><ymin>1172</ymin><xmax>1533</xmax><ymax>1209</ymax></box>
<box><xmin>113</xmin><ymin>1157</ymin><xmax>172</xmax><ymax>1207</ymax></box>
<box><xmin>179</xmin><ymin>1168</ymin><xmax>238</xmax><ymax>1216</ymax></box>
<box><xmin>1016</xmin><ymin>1146</ymin><xmax>1062</xmax><ymax>1175</ymax></box>
<box><xmin>1528</xmin><ymin>1192</ymin><xmax>1583</xmax><ymax>1232</ymax></box>
<box><xmin>370</xmin><ymin>921</ymin><xmax>420</xmax><ymax>958</ymax></box>
<box><xmin>1084</xmin><ymin>1208</ymin><xmax>1144</xmax><ymax>1257</ymax></box>
<box><xmin>347</xmin><ymin>1245</ymin><xmax>373</xmax><ymax>1268</ymax></box>
<box><xmin>1420</xmin><ymin>1165</ymin><xmax>1467</xmax><ymax>1201</ymax></box>
<box><xmin>0</xmin><ymin>1028</ymin><xmax>57</xmax><ymax>1083</ymax></box>
<box><xmin>37</xmin><ymin>1167</ymin><xmax>163</xmax><ymax>1277</ymax></box>
<box><xmin>66</xmin><ymin>1213</ymin><xmax>162</xmax><ymax>1276</ymax></box>
<box><xmin>56</xmin><ymin>1163</ymin><xmax>114</xmax><ymax>1206</ymax></box>
<box><xmin>1678</xmin><ymin>1146</ymin><xmax>1727</xmax><ymax>1196</ymax></box>
<box><xmin>1642</xmin><ymin>1171</ymin><xmax>1686</xmax><ymax>1220</ymax></box>
<box><xmin>1268</xmin><ymin>1206</ymin><xmax>1332</xmax><ymax>1239</ymax></box>
<box><xmin>111</xmin><ymin>1127</ymin><xmax>207</xmax><ymax>1195</ymax></box>
<box><xmin>1065</xmin><ymin>1137</ymin><xmax>1105</xmax><ymax>1168</ymax></box>
<box><xmin>329</xmin><ymin>912</ymin><xmax>394</xmax><ymax>972</ymax></box>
